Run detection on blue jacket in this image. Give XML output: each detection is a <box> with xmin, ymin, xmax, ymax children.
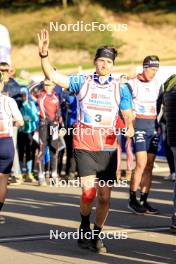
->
<box><xmin>62</xmin><ymin>91</ymin><xmax>77</xmax><ymax>128</ymax></box>
<box><xmin>19</xmin><ymin>100</ymin><xmax>39</xmax><ymax>133</ymax></box>
<box><xmin>3</xmin><ymin>78</ymin><xmax>22</xmax><ymax>108</ymax></box>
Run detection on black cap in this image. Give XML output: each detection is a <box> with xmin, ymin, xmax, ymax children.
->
<box><xmin>143</xmin><ymin>55</ymin><xmax>160</xmax><ymax>68</ymax></box>
<box><xmin>94</xmin><ymin>46</ymin><xmax>118</xmax><ymax>63</ymax></box>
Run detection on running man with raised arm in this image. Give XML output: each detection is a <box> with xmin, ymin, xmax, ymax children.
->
<box><xmin>37</xmin><ymin>29</ymin><xmax>134</xmax><ymax>253</ymax></box>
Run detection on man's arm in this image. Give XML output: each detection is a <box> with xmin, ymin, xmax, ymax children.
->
<box><xmin>9</xmin><ymin>98</ymin><xmax>24</xmax><ymax>127</ymax></box>
<box><xmin>37</xmin><ymin>29</ymin><xmax>69</xmax><ymax>89</ymax></box>
<box><xmin>121</xmin><ymin>109</ymin><xmax>134</xmax><ymax>138</ymax></box>
<box><xmin>119</xmin><ymin>83</ymin><xmax>134</xmax><ymax>138</ymax></box>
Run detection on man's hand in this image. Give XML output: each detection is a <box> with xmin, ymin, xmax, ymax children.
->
<box><xmin>37</xmin><ymin>29</ymin><xmax>69</xmax><ymax>89</ymax></box>
<box><xmin>125</xmin><ymin>126</ymin><xmax>134</xmax><ymax>138</ymax></box>
<box><xmin>14</xmin><ymin>120</ymin><xmax>24</xmax><ymax>127</ymax></box>
<box><xmin>37</xmin><ymin>29</ymin><xmax>49</xmax><ymax>56</ymax></box>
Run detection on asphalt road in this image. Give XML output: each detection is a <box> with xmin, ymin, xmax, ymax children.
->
<box><xmin>0</xmin><ymin>168</ymin><xmax>175</xmax><ymax>264</ymax></box>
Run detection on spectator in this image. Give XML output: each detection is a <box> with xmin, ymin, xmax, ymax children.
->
<box><xmin>17</xmin><ymin>87</ymin><xmax>39</xmax><ymax>182</ymax></box>
<box><xmin>163</xmin><ymin>74</ymin><xmax>176</xmax><ymax>232</ymax></box>
<box><xmin>0</xmin><ymin>71</ymin><xmax>23</xmax><ymax>223</ymax></box>
<box><xmin>0</xmin><ymin>62</ymin><xmax>22</xmax><ymax>184</ymax></box>
<box><xmin>59</xmin><ymin>90</ymin><xmax>77</xmax><ymax>180</ymax></box>
<box><xmin>37</xmin><ymin>79</ymin><xmax>62</xmax><ymax>186</ymax></box>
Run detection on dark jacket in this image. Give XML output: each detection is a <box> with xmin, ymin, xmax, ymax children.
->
<box><xmin>163</xmin><ymin>75</ymin><xmax>176</xmax><ymax>146</ymax></box>
<box><xmin>3</xmin><ymin>78</ymin><xmax>22</xmax><ymax>108</ymax></box>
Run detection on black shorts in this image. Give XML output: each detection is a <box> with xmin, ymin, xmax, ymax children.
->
<box><xmin>39</xmin><ymin>123</ymin><xmax>58</xmax><ymax>151</ymax></box>
<box><xmin>133</xmin><ymin>130</ymin><xmax>159</xmax><ymax>154</ymax></box>
<box><xmin>74</xmin><ymin>149</ymin><xmax>117</xmax><ymax>182</ymax></box>
<box><xmin>0</xmin><ymin>137</ymin><xmax>14</xmax><ymax>174</ymax></box>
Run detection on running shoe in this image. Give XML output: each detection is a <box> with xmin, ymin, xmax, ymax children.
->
<box><xmin>128</xmin><ymin>200</ymin><xmax>146</xmax><ymax>215</ymax></box>
<box><xmin>25</xmin><ymin>173</ymin><xmax>36</xmax><ymax>183</ymax></box>
<box><xmin>89</xmin><ymin>238</ymin><xmax>107</xmax><ymax>253</ymax></box>
<box><xmin>164</xmin><ymin>173</ymin><xmax>176</xmax><ymax>181</ymax></box>
<box><xmin>10</xmin><ymin>176</ymin><xmax>22</xmax><ymax>185</ymax></box>
<box><xmin>77</xmin><ymin>226</ymin><xmax>91</xmax><ymax>249</ymax></box>
<box><xmin>38</xmin><ymin>180</ymin><xmax>47</xmax><ymax>187</ymax></box>
<box><xmin>170</xmin><ymin>214</ymin><xmax>176</xmax><ymax>233</ymax></box>
<box><xmin>67</xmin><ymin>172</ymin><xmax>76</xmax><ymax>181</ymax></box>
<box><xmin>142</xmin><ymin>201</ymin><xmax>160</xmax><ymax>215</ymax></box>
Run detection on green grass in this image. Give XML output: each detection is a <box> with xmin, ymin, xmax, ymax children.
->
<box><xmin>0</xmin><ymin>1</ymin><xmax>175</xmax><ymax>58</ymax></box>
<box><xmin>138</xmin><ymin>11</ymin><xmax>176</xmax><ymax>26</ymax></box>
<box><xmin>0</xmin><ymin>4</ymin><xmax>123</xmax><ymax>55</ymax></box>
<box><xmin>15</xmin><ymin>56</ymin><xmax>176</xmax><ymax>75</ymax></box>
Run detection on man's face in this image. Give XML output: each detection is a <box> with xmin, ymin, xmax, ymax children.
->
<box><xmin>44</xmin><ymin>79</ymin><xmax>55</xmax><ymax>93</ymax></box>
<box><xmin>0</xmin><ymin>66</ymin><xmax>10</xmax><ymax>83</ymax></box>
<box><xmin>94</xmin><ymin>57</ymin><xmax>113</xmax><ymax>76</ymax></box>
<box><xmin>143</xmin><ymin>67</ymin><xmax>159</xmax><ymax>81</ymax></box>
<box><xmin>120</xmin><ymin>75</ymin><xmax>128</xmax><ymax>83</ymax></box>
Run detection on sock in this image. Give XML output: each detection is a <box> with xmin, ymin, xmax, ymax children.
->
<box><xmin>26</xmin><ymin>160</ymin><xmax>32</xmax><ymax>174</ymax></box>
<box><xmin>129</xmin><ymin>190</ymin><xmax>136</xmax><ymax>202</ymax></box>
<box><xmin>0</xmin><ymin>202</ymin><xmax>4</xmax><ymax>211</ymax></box>
<box><xmin>92</xmin><ymin>223</ymin><xmax>102</xmax><ymax>240</ymax></box>
<box><xmin>140</xmin><ymin>192</ymin><xmax>148</xmax><ymax>204</ymax></box>
<box><xmin>80</xmin><ymin>213</ymin><xmax>90</xmax><ymax>229</ymax></box>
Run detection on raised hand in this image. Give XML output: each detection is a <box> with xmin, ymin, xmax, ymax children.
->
<box><xmin>37</xmin><ymin>29</ymin><xmax>49</xmax><ymax>55</ymax></box>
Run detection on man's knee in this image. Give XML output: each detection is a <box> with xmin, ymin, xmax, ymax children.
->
<box><xmin>136</xmin><ymin>158</ymin><xmax>147</xmax><ymax>171</ymax></box>
<box><xmin>82</xmin><ymin>187</ymin><xmax>97</xmax><ymax>204</ymax></box>
<box><xmin>0</xmin><ymin>173</ymin><xmax>8</xmax><ymax>179</ymax></box>
<box><xmin>97</xmin><ymin>192</ymin><xmax>110</xmax><ymax>205</ymax></box>
<box><xmin>144</xmin><ymin>163</ymin><xmax>154</xmax><ymax>176</ymax></box>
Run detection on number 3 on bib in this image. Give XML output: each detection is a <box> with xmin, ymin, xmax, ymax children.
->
<box><xmin>95</xmin><ymin>114</ymin><xmax>102</xmax><ymax>122</ymax></box>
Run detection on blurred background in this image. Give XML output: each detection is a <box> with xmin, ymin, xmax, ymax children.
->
<box><xmin>0</xmin><ymin>0</ymin><xmax>176</xmax><ymax>75</ymax></box>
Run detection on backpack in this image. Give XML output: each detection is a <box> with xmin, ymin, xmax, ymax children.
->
<box><xmin>164</xmin><ymin>74</ymin><xmax>176</xmax><ymax>93</ymax></box>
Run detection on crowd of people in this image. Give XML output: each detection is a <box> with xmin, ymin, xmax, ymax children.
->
<box><xmin>0</xmin><ymin>29</ymin><xmax>175</xmax><ymax>253</ymax></box>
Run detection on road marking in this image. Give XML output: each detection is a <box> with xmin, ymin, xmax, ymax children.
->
<box><xmin>0</xmin><ymin>234</ymin><xmax>49</xmax><ymax>243</ymax></box>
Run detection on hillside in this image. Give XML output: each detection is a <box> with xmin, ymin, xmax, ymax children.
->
<box><xmin>0</xmin><ymin>1</ymin><xmax>176</xmax><ymax>71</ymax></box>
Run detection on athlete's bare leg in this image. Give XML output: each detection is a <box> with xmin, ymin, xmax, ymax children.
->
<box><xmin>0</xmin><ymin>173</ymin><xmax>9</xmax><ymax>223</ymax></box>
<box><xmin>95</xmin><ymin>185</ymin><xmax>112</xmax><ymax>227</ymax></box>
<box><xmin>130</xmin><ymin>151</ymin><xmax>147</xmax><ymax>191</ymax></box>
<box><xmin>0</xmin><ymin>173</ymin><xmax>8</xmax><ymax>203</ymax></box>
<box><xmin>140</xmin><ymin>153</ymin><xmax>155</xmax><ymax>193</ymax></box>
<box><xmin>80</xmin><ymin>175</ymin><xmax>97</xmax><ymax>216</ymax></box>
